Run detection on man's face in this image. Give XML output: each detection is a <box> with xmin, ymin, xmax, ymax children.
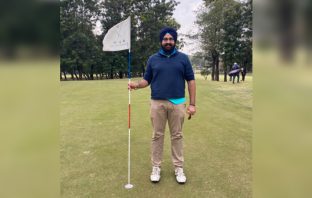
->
<box><xmin>161</xmin><ymin>33</ymin><xmax>175</xmax><ymax>51</ymax></box>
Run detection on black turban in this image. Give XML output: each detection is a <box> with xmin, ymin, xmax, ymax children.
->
<box><xmin>159</xmin><ymin>27</ymin><xmax>177</xmax><ymax>42</ymax></box>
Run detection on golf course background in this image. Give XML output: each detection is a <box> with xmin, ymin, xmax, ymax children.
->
<box><xmin>61</xmin><ymin>74</ymin><xmax>252</xmax><ymax>197</ymax></box>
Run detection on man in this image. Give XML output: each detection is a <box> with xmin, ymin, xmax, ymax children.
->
<box><xmin>128</xmin><ymin>27</ymin><xmax>196</xmax><ymax>184</ymax></box>
<box><xmin>241</xmin><ymin>67</ymin><xmax>247</xmax><ymax>81</ymax></box>
<box><xmin>230</xmin><ymin>62</ymin><xmax>240</xmax><ymax>84</ymax></box>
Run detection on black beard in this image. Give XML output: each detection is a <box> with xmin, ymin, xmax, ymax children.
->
<box><xmin>161</xmin><ymin>44</ymin><xmax>175</xmax><ymax>52</ymax></box>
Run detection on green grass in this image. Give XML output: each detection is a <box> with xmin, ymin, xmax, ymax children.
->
<box><xmin>60</xmin><ymin>75</ymin><xmax>252</xmax><ymax>198</ymax></box>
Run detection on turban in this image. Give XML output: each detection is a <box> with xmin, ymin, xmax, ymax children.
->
<box><xmin>159</xmin><ymin>27</ymin><xmax>177</xmax><ymax>42</ymax></box>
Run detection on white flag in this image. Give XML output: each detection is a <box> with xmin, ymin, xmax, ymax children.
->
<box><xmin>102</xmin><ymin>17</ymin><xmax>131</xmax><ymax>51</ymax></box>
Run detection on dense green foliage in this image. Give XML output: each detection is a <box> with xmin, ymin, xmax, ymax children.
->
<box><xmin>196</xmin><ymin>0</ymin><xmax>252</xmax><ymax>81</ymax></box>
<box><xmin>60</xmin><ymin>0</ymin><xmax>179</xmax><ymax>80</ymax></box>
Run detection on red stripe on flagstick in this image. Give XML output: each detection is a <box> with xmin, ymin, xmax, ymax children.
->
<box><xmin>128</xmin><ymin>104</ymin><xmax>131</xmax><ymax>128</ymax></box>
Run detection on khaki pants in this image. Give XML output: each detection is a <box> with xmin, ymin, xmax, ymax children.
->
<box><xmin>150</xmin><ymin>99</ymin><xmax>185</xmax><ymax>168</ymax></box>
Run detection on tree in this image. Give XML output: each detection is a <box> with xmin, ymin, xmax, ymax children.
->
<box><xmin>100</xmin><ymin>0</ymin><xmax>179</xmax><ymax>78</ymax></box>
<box><xmin>61</xmin><ymin>0</ymin><xmax>180</xmax><ymax>80</ymax></box>
<box><xmin>196</xmin><ymin>0</ymin><xmax>252</xmax><ymax>82</ymax></box>
<box><xmin>60</xmin><ymin>0</ymin><xmax>101</xmax><ymax>80</ymax></box>
<box><xmin>239</xmin><ymin>0</ymin><xmax>252</xmax><ymax>72</ymax></box>
<box><xmin>196</xmin><ymin>1</ymin><xmax>226</xmax><ymax>81</ymax></box>
<box><xmin>220</xmin><ymin>0</ymin><xmax>242</xmax><ymax>82</ymax></box>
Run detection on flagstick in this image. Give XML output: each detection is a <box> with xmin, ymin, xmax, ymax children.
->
<box><xmin>125</xmin><ymin>48</ymin><xmax>133</xmax><ymax>189</ymax></box>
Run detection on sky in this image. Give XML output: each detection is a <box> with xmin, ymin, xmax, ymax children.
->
<box><xmin>173</xmin><ymin>0</ymin><xmax>203</xmax><ymax>55</ymax></box>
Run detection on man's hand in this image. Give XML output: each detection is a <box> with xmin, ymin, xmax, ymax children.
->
<box><xmin>128</xmin><ymin>79</ymin><xmax>148</xmax><ymax>91</ymax></box>
<box><xmin>128</xmin><ymin>82</ymin><xmax>138</xmax><ymax>91</ymax></box>
<box><xmin>186</xmin><ymin>105</ymin><xmax>196</xmax><ymax>119</ymax></box>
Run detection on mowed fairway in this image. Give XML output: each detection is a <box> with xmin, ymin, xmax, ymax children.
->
<box><xmin>60</xmin><ymin>75</ymin><xmax>252</xmax><ymax>197</ymax></box>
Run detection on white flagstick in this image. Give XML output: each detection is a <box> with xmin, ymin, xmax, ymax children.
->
<box><xmin>102</xmin><ymin>16</ymin><xmax>133</xmax><ymax>189</ymax></box>
<box><xmin>125</xmin><ymin>48</ymin><xmax>133</xmax><ymax>189</ymax></box>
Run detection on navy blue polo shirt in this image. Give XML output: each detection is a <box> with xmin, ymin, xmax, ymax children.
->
<box><xmin>143</xmin><ymin>50</ymin><xmax>195</xmax><ymax>100</ymax></box>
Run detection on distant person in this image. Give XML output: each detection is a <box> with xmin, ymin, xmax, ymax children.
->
<box><xmin>229</xmin><ymin>62</ymin><xmax>240</xmax><ymax>84</ymax></box>
<box><xmin>128</xmin><ymin>27</ymin><xmax>196</xmax><ymax>184</ymax></box>
<box><xmin>241</xmin><ymin>67</ymin><xmax>247</xmax><ymax>81</ymax></box>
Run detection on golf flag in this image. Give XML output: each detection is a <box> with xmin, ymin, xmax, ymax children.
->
<box><xmin>102</xmin><ymin>16</ymin><xmax>131</xmax><ymax>51</ymax></box>
<box><xmin>102</xmin><ymin>16</ymin><xmax>134</xmax><ymax>189</ymax></box>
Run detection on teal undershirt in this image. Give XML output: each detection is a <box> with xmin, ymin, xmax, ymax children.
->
<box><xmin>168</xmin><ymin>98</ymin><xmax>186</xmax><ymax>105</ymax></box>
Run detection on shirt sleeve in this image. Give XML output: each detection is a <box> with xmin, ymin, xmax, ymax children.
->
<box><xmin>184</xmin><ymin>55</ymin><xmax>195</xmax><ymax>81</ymax></box>
<box><xmin>143</xmin><ymin>57</ymin><xmax>153</xmax><ymax>84</ymax></box>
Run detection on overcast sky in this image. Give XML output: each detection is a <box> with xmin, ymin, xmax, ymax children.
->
<box><xmin>173</xmin><ymin>0</ymin><xmax>203</xmax><ymax>55</ymax></box>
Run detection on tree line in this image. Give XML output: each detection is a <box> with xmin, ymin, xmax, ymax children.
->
<box><xmin>60</xmin><ymin>0</ymin><xmax>252</xmax><ymax>81</ymax></box>
<box><xmin>60</xmin><ymin>0</ymin><xmax>180</xmax><ymax>80</ymax></box>
<box><xmin>195</xmin><ymin>0</ymin><xmax>252</xmax><ymax>81</ymax></box>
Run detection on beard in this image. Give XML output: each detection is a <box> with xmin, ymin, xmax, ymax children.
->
<box><xmin>161</xmin><ymin>43</ymin><xmax>175</xmax><ymax>52</ymax></box>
